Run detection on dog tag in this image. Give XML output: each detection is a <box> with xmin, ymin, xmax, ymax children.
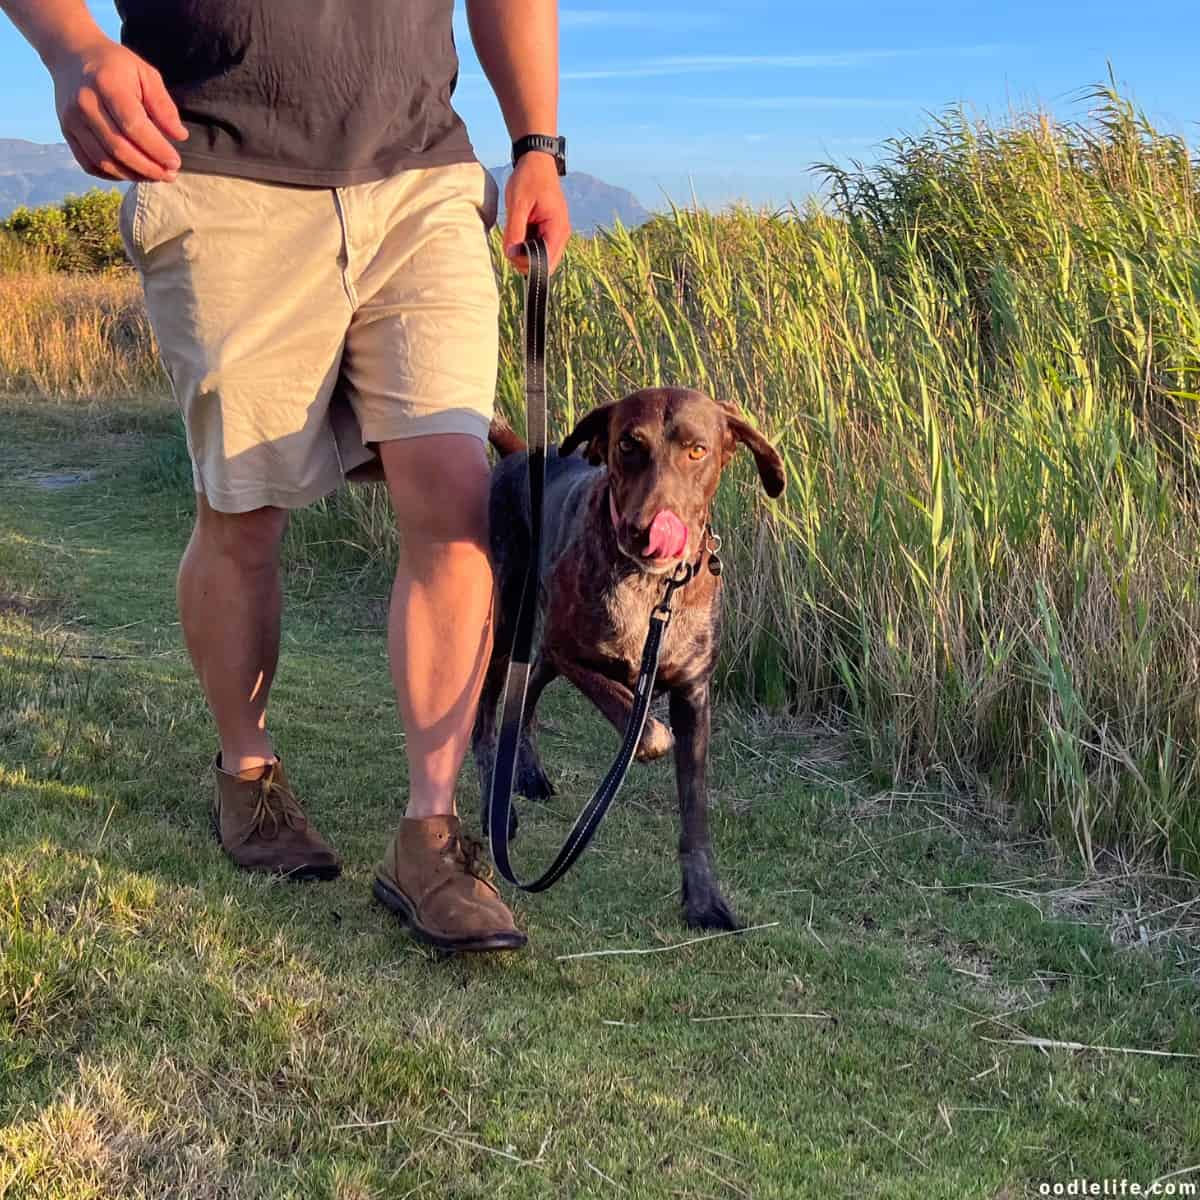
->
<box><xmin>708</xmin><ymin>554</ymin><xmax>723</xmax><ymax>577</ymax></box>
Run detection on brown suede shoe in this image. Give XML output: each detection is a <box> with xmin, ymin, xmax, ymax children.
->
<box><xmin>211</xmin><ymin>755</ymin><xmax>341</xmax><ymax>880</ymax></box>
<box><xmin>373</xmin><ymin>815</ymin><xmax>527</xmax><ymax>952</ymax></box>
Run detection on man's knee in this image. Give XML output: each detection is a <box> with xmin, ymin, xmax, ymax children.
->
<box><xmin>193</xmin><ymin>495</ymin><xmax>288</xmax><ymax>572</ymax></box>
<box><xmin>379</xmin><ymin>434</ymin><xmax>490</xmax><ymax>544</ymax></box>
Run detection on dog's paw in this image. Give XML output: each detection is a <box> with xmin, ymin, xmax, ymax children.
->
<box><xmin>680</xmin><ymin>850</ymin><xmax>740</xmax><ymax>930</ymax></box>
<box><xmin>516</xmin><ymin>752</ymin><xmax>556</xmax><ymax>801</ymax></box>
<box><xmin>635</xmin><ymin>718</ymin><xmax>674</xmax><ymax>763</ymax></box>
<box><xmin>684</xmin><ymin>892</ymin><xmax>741</xmax><ymax>931</ymax></box>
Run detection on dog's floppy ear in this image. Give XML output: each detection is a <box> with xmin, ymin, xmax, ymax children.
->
<box><xmin>559</xmin><ymin>402</ymin><xmax>615</xmax><ymax>465</ymax></box>
<box><xmin>720</xmin><ymin>403</ymin><xmax>786</xmax><ymax>498</ymax></box>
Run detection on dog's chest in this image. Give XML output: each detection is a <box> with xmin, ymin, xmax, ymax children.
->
<box><xmin>546</xmin><ymin>562</ymin><xmax>717</xmax><ymax>687</ymax></box>
<box><xmin>538</xmin><ymin>472</ymin><xmax>719</xmax><ymax>687</ymax></box>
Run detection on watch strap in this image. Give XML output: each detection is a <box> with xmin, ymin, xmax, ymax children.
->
<box><xmin>512</xmin><ymin>134</ymin><xmax>566</xmax><ymax>175</ymax></box>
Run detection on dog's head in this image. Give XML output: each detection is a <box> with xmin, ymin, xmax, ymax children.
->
<box><xmin>559</xmin><ymin>387</ymin><xmax>785</xmax><ymax>575</ymax></box>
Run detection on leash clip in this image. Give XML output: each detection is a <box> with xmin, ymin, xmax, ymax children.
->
<box><xmin>705</xmin><ymin>526</ymin><xmax>723</xmax><ymax>577</ymax></box>
<box><xmin>652</xmin><ymin>560</ymin><xmax>694</xmax><ymax>624</ymax></box>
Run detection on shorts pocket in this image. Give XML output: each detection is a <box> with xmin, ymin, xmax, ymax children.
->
<box><xmin>118</xmin><ymin>182</ymin><xmax>145</xmax><ymax>261</ymax></box>
<box><xmin>478</xmin><ymin>163</ymin><xmax>500</xmax><ymax>232</ymax></box>
<box><xmin>126</xmin><ymin>177</ymin><xmax>192</xmax><ymax>264</ymax></box>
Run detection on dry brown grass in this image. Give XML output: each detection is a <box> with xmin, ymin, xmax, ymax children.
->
<box><xmin>0</xmin><ymin>269</ymin><xmax>163</xmax><ymax>401</ymax></box>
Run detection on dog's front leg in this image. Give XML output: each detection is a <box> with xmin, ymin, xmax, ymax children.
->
<box><xmin>556</xmin><ymin>659</ymin><xmax>674</xmax><ymax>761</ymax></box>
<box><xmin>669</xmin><ymin>683</ymin><xmax>740</xmax><ymax>930</ymax></box>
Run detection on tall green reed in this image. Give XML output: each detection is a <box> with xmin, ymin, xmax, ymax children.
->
<box><xmin>258</xmin><ymin>87</ymin><xmax>1200</xmax><ymax>870</ymax></box>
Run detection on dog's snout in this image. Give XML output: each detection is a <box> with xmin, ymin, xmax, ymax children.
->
<box><xmin>618</xmin><ymin>508</ymin><xmax>688</xmax><ymax>562</ymax></box>
<box><xmin>644</xmin><ymin>509</ymin><xmax>688</xmax><ymax>560</ymax></box>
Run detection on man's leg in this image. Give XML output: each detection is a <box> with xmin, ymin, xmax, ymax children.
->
<box><xmin>180</xmin><ymin>494</ymin><xmax>342</xmax><ymax>878</ymax></box>
<box><xmin>377</xmin><ymin>434</ymin><xmax>494</xmax><ymax>817</ymax></box>
<box><xmin>370</xmin><ymin>431</ymin><xmax>525</xmax><ymax>950</ymax></box>
<box><xmin>120</xmin><ymin>171</ymin><xmax>356</xmax><ymax>880</ymax></box>
<box><xmin>178</xmin><ymin>496</ymin><xmax>288</xmax><ymax>773</ymax></box>
<box><xmin>348</xmin><ymin>164</ymin><xmax>523</xmax><ymax>947</ymax></box>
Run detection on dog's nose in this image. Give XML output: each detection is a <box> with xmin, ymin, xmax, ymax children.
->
<box><xmin>642</xmin><ymin>509</ymin><xmax>689</xmax><ymax>560</ymax></box>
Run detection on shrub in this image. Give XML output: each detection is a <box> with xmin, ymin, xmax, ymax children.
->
<box><xmin>1</xmin><ymin>188</ymin><xmax>127</xmax><ymax>272</ymax></box>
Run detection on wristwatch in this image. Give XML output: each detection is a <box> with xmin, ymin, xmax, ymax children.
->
<box><xmin>512</xmin><ymin>134</ymin><xmax>567</xmax><ymax>176</ymax></box>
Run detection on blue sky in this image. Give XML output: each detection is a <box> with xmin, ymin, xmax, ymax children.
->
<box><xmin>1</xmin><ymin>1</ymin><xmax>1196</xmax><ymax>208</ymax></box>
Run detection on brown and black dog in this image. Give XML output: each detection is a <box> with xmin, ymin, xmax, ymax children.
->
<box><xmin>474</xmin><ymin>387</ymin><xmax>785</xmax><ymax>929</ymax></box>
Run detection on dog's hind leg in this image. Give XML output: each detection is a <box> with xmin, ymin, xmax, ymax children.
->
<box><xmin>473</xmin><ymin>648</ymin><xmax>512</xmax><ymax>835</ymax></box>
<box><xmin>515</xmin><ymin>653</ymin><xmax>558</xmax><ymax>800</ymax></box>
<box><xmin>669</xmin><ymin>682</ymin><xmax>740</xmax><ymax>931</ymax></box>
<box><xmin>475</xmin><ymin>649</ymin><xmax>557</xmax><ymax>831</ymax></box>
<box><xmin>475</xmin><ymin>472</ymin><xmax>529</xmax><ymax>834</ymax></box>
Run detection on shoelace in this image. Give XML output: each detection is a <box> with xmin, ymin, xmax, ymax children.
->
<box><xmin>248</xmin><ymin>765</ymin><xmax>307</xmax><ymax>840</ymax></box>
<box><xmin>448</xmin><ymin>832</ymin><xmax>493</xmax><ymax>883</ymax></box>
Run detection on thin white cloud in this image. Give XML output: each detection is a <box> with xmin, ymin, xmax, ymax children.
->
<box><xmin>680</xmin><ymin>95</ymin><xmax>917</xmax><ymax>109</ymax></box>
<box><xmin>560</xmin><ymin>9</ymin><xmax>725</xmax><ymax>31</ymax></box>
<box><xmin>558</xmin><ymin>45</ymin><xmax>1010</xmax><ymax>81</ymax></box>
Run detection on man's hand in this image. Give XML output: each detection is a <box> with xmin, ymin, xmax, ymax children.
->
<box><xmin>466</xmin><ymin>0</ymin><xmax>567</xmax><ymax>272</ymax></box>
<box><xmin>50</xmin><ymin>36</ymin><xmax>187</xmax><ymax>182</ymax></box>
<box><xmin>503</xmin><ymin>152</ymin><xmax>570</xmax><ymax>274</ymax></box>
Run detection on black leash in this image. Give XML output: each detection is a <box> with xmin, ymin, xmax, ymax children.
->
<box><xmin>486</xmin><ymin>235</ymin><xmax>699</xmax><ymax>892</ymax></box>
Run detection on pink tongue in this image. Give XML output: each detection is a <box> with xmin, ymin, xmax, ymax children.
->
<box><xmin>645</xmin><ymin>509</ymin><xmax>688</xmax><ymax>559</ymax></box>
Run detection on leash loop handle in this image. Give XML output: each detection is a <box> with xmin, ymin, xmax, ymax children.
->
<box><xmin>486</xmin><ymin>235</ymin><xmax>679</xmax><ymax>893</ymax></box>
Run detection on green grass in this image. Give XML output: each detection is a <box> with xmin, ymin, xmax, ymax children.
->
<box><xmin>5</xmin><ymin>85</ymin><xmax>1200</xmax><ymax>875</ymax></box>
<box><xmin>256</xmin><ymin>85</ymin><xmax>1200</xmax><ymax>880</ymax></box>
<box><xmin>3</xmin><ymin>398</ymin><xmax>1200</xmax><ymax>1198</ymax></box>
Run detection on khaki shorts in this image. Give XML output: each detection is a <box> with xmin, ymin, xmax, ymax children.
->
<box><xmin>120</xmin><ymin>162</ymin><xmax>500</xmax><ymax>513</ymax></box>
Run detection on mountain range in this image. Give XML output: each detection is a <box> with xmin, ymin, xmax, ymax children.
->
<box><xmin>488</xmin><ymin>162</ymin><xmax>650</xmax><ymax>235</ymax></box>
<box><xmin>0</xmin><ymin>138</ymin><xmax>651</xmax><ymax>234</ymax></box>
<box><xmin>0</xmin><ymin>138</ymin><xmax>113</xmax><ymax>212</ymax></box>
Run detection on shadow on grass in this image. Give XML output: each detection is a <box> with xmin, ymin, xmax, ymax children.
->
<box><xmin>4</xmin><ymin>410</ymin><xmax>1200</xmax><ymax>1197</ymax></box>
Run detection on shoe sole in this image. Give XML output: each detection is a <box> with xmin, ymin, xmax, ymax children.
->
<box><xmin>210</xmin><ymin>807</ymin><xmax>342</xmax><ymax>882</ymax></box>
<box><xmin>372</xmin><ymin>876</ymin><xmax>528</xmax><ymax>953</ymax></box>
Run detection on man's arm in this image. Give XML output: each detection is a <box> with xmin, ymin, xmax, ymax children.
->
<box><xmin>466</xmin><ymin>0</ymin><xmax>570</xmax><ymax>272</ymax></box>
<box><xmin>0</xmin><ymin>0</ymin><xmax>186</xmax><ymax>182</ymax></box>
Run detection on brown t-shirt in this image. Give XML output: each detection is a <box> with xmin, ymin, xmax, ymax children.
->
<box><xmin>116</xmin><ymin>0</ymin><xmax>477</xmax><ymax>186</ymax></box>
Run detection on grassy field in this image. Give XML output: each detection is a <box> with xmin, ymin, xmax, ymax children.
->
<box><xmin>4</xmin><ymin>85</ymin><xmax>1200</xmax><ymax>1196</ymax></box>
<box><xmin>4</xmin><ymin>88</ymin><xmax>1200</xmax><ymax>877</ymax></box>
<box><xmin>3</xmin><ymin>400</ymin><xmax>1200</xmax><ymax>1197</ymax></box>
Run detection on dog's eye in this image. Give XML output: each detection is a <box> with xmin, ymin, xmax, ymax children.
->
<box><xmin>618</xmin><ymin>434</ymin><xmax>639</xmax><ymax>455</ymax></box>
<box><xmin>688</xmin><ymin>444</ymin><xmax>708</xmax><ymax>461</ymax></box>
